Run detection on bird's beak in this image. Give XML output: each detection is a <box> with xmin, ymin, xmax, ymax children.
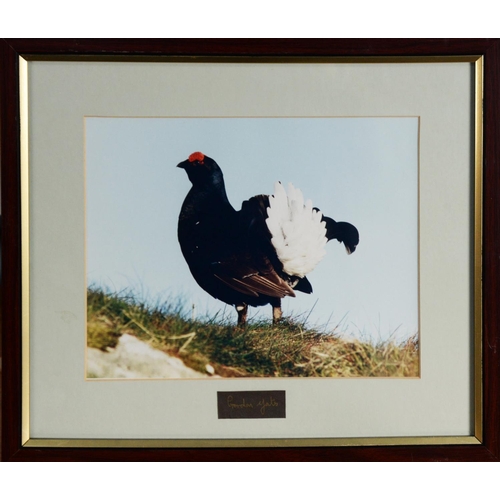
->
<box><xmin>176</xmin><ymin>160</ymin><xmax>188</xmax><ymax>169</ymax></box>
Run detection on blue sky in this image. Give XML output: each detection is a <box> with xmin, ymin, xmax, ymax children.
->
<box><xmin>86</xmin><ymin>117</ymin><xmax>418</xmax><ymax>341</ymax></box>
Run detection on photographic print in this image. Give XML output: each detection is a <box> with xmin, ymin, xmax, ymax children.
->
<box><xmin>85</xmin><ymin>117</ymin><xmax>419</xmax><ymax>379</ymax></box>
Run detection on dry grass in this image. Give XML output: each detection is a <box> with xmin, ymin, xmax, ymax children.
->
<box><xmin>87</xmin><ymin>286</ymin><xmax>419</xmax><ymax>378</ymax></box>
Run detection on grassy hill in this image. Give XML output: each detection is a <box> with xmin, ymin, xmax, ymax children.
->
<box><xmin>87</xmin><ymin>287</ymin><xmax>419</xmax><ymax>378</ymax></box>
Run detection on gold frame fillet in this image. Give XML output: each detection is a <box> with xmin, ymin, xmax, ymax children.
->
<box><xmin>20</xmin><ymin>55</ymin><xmax>483</xmax><ymax>448</ymax></box>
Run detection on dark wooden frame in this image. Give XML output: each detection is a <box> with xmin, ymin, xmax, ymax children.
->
<box><xmin>1</xmin><ymin>39</ymin><xmax>499</xmax><ymax>461</ymax></box>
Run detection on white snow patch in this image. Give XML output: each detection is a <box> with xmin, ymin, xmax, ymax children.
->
<box><xmin>87</xmin><ymin>333</ymin><xmax>209</xmax><ymax>379</ymax></box>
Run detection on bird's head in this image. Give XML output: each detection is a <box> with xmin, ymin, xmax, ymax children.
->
<box><xmin>177</xmin><ymin>152</ymin><xmax>224</xmax><ymax>187</ymax></box>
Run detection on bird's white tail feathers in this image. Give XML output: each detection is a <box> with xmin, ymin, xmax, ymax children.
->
<box><xmin>265</xmin><ymin>182</ymin><xmax>327</xmax><ymax>278</ymax></box>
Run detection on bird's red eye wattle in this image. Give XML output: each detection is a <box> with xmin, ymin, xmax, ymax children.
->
<box><xmin>189</xmin><ymin>152</ymin><xmax>205</xmax><ymax>164</ymax></box>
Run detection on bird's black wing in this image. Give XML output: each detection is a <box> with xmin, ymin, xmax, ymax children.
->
<box><xmin>211</xmin><ymin>194</ymin><xmax>295</xmax><ymax>299</ymax></box>
<box><xmin>212</xmin><ymin>255</ymin><xmax>296</xmax><ymax>299</ymax></box>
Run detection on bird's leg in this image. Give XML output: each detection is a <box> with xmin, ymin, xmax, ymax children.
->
<box><xmin>272</xmin><ymin>300</ymin><xmax>282</xmax><ymax>324</ymax></box>
<box><xmin>236</xmin><ymin>304</ymin><xmax>248</xmax><ymax>326</ymax></box>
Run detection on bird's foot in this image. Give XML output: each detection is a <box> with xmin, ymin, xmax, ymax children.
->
<box><xmin>272</xmin><ymin>305</ymin><xmax>283</xmax><ymax>325</ymax></box>
<box><xmin>236</xmin><ymin>304</ymin><xmax>248</xmax><ymax>327</ymax></box>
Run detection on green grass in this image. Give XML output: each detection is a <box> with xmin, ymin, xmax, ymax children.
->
<box><xmin>87</xmin><ymin>286</ymin><xmax>419</xmax><ymax>378</ymax></box>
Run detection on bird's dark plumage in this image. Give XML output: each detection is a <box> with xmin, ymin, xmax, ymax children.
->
<box><xmin>177</xmin><ymin>152</ymin><xmax>359</xmax><ymax>325</ymax></box>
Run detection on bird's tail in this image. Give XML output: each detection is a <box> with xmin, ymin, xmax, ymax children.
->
<box><xmin>265</xmin><ymin>182</ymin><xmax>328</xmax><ymax>278</ymax></box>
<box><xmin>322</xmin><ymin>216</ymin><xmax>359</xmax><ymax>254</ymax></box>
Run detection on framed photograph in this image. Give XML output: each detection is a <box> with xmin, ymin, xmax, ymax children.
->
<box><xmin>86</xmin><ymin>115</ymin><xmax>417</xmax><ymax>380</ymax></box>
<box><xmin>1</xmin><ymin>39</ymin><xmax>499</xmax><ymax>461</ymax></box>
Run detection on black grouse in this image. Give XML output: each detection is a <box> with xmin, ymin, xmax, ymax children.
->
<box><xmin>177</xmin><ymin>152</ymin><xmax>359</xmax><ymax>325</ymax></box>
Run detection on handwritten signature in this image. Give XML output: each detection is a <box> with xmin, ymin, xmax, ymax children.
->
<box><xmin>227</xmin><ymin>395</ymin><xmax>279</xmax><ymax>415</ymax></box>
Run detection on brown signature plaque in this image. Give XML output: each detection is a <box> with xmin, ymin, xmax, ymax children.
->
<box><xmin>217</xmin><ymin>391</ymin><xmax>286</xmax><ymax>419</ymax></box>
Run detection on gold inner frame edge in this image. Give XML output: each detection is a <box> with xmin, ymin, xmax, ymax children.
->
<box><xmin>19</xmin><ymin>54</ymin><xmax>484</xmax><ymax>448</ymax></box>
